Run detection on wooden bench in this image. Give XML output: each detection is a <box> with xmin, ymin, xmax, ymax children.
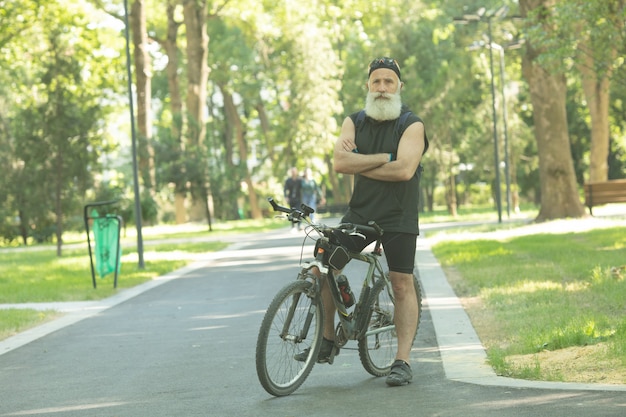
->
<box><xmin>583</xmin><ymin>179</ymin><xmax>626</xmax><ymax>215</ymax></box>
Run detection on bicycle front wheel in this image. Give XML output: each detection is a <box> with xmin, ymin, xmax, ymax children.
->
<box><xmin>255</xmin><ymin>280</ymin><xmax>323</xmax><ymax>396</ymax></box>
<box><xmin>358</xmin><ymin>274</ymin><xmax>422</xmax><ymax>376</ymax></box>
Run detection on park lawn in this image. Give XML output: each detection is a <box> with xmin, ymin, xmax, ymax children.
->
<box><xmin>0</xmin><ymin>217</ymin><xmax>288</xmax><ymax>340</ymax></box>
<box><xmin>432</xmin><ymin>224</ymin><xmax>626</xmax><ymax>384</ymax></box>
<box><xmin>0</xmin><ymin>241</ymin><xmax>229</xmax><ymax>341</ymax></box>
<box><xmin>0</xmin><ymin>211</ymin><xmax>358</xmax><ymax>340</ymax></box>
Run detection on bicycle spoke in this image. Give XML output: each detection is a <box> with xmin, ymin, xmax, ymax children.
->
<box><xmin>256</xmin><ymin>280</ymin><xmax>323</xmax><ymax>396</ymax></box>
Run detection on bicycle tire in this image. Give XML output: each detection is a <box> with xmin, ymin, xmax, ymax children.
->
<box><xmin>255</xmin><ymin>280</ymin><xmax>323</xmax><ymax>396</ymax></box>
<box><xmin>357</xmin><ymin>274</ymin><xmax>422</xmax><ymax>376</ymax></box>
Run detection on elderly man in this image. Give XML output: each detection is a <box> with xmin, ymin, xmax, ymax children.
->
<box><xmin>331</xmin><ymin>57</ymin><xmax>429</xmax><ymax>386</ymax></box>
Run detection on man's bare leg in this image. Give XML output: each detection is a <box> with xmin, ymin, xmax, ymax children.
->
<box><xmin>320</xmin><ymin>274</ymin><xmax>337</xmax><ymax>339</ymax></box>
<box><xmin>310</xmin><ymin>267</ymin><xmax>336</xmax><ymax>340</ymax></box>
<box><xmin>389</xmin><ymin>271</ymin><xmax>418</xmax><ymax>363</ymax></box>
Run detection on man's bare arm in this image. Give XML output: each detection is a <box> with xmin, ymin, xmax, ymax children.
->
<box><xmin>360</xmin><ymin>122</ymin><xmax>425</xmax><ymax>182</ymax></box>
<box><xmin>334</xmin><ymin>116</ymin><xmax>391</xmax><ymax>174</ymax></box>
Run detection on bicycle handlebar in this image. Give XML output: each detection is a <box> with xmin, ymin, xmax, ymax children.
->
<box><xmin>267</xmin><ymin>197</ymin><xmax>295</xmax><ymax>214</ymax></box>
<box><xmin>267</xmin><ymin>197</ymin><xmax>383</xmax><ymax>239</ymax></box>
<box><xmin>337</xmin><ymin>222</ymin><xmax>383</xmax><ymax>238</ymax></box>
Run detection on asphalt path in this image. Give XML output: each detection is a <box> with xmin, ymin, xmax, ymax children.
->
<box><xmin>0</xmin><ymin>226</ymin><xmax>625</xmax><ymax>416</ymax></box>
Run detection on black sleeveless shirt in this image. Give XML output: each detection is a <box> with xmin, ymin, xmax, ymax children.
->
<box><xmin>342</xmin><ymin>107</ymin><xmax>428</xmax><ymax>235</ymax></box>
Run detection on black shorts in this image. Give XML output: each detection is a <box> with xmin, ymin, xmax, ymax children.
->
<box><xmin>332</xmin><ymin>230</ymin><xmax>417</xmax><ymax>274</ymax></box>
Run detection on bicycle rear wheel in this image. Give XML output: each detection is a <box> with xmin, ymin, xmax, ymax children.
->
<box><xmin>358</xmin><ymin>274</ymin><xmax>422</xmax><ymax>376</ymax></box>
<box><xmin>255</xmin><ymin>280</ymin><xmax>323</xmax><ymax>396</ymax></box>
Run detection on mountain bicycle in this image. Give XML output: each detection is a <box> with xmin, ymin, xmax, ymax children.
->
<box><xmin>255</xmin><ymin>198</ymin><xmax>422</xmax><ymax>396</ymax></box>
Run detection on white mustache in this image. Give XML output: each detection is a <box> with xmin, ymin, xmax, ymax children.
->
<box><xmin>365</xmin><ymin>89</ymin><xmax>402</xmax><ymax>121</ymax></box>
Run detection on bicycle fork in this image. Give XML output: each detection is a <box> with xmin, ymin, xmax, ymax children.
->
<box><xmin>279</xmin><ymin>271</ymin><xmax>320</xmax><ymax>343</ymax></box>
<box><xmin>278</xmin><ymin>292</ymin><xmax>313</xmax><ymax>344</ymax></box>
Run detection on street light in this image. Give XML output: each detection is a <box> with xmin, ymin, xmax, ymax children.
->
<box><xmin>492</xmin><ymin>40</ymin><xmax>523</xmax><ymax>218</ymax></box>
<box><xmin>469</xmin><ymin>38</ymin><xmax>525</xmax><ymax>218</ymax></box>
<box><xmin>490</xmin><ymin>42</ymin><xmax>511</xmax><ymax>219</ymax></box>
<box><xmin>454</xmin><ymin>6</ymin><xmax>506</xmax><ymax>223</ymax></box>
<box><xmin>123</xmin><ymin>0</ymin><xmax>145</xmax><ymax>268</ymax></box>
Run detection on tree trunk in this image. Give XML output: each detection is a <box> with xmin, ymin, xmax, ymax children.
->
<box><xmin>324</xmin><ymin>153</ymin><xmax>342</xmax><ymax>205</ymax></box>
<box><xmin>55</xmin><ymin>152</ymin><xmax>63</xmax><ymax>257</ymax></box>
<box><xmin>131</xmin><ymin>0</ymin><xmax>155</xmax><ymax>191</ymax></box>
<box><xmin>255</xmin><ymin>102</ymin><xmax>274</xmax><ymax>160</ymax></box>
<box><xmin>577</xmin><ymin>42</ymin><xmax>613</xmax><ymax>183</ymax></box>
<box><xmin>183</xmin><ymin>0</ymin><xmax>211</xmax><ymax>225</ymax></box>
<box><xmin>183</xmin><ymin>0</ymin><xmax>208</xmax><ymax>147</ymax></box>
<box><xmin>424</xmin><ymin>172</ymin><xmax>435</xmax><ymax>213</ymax></box>
<box><xmin>520</xmin><ymin>0</ymin><xmax>587</xmax><ymax>221</ymax></box>
<box><xmin>160</xmin><ymin>1</ymin><xmax>187</xmax><ymax>223</ymax></box>
<box><xmin>510</xmin><ymin>157</ymin><xmax>520</xmax><ymax>213</ymax></box>
<box><xmin>445</xmin><ymin>173</ymin><xmax>457</xmax><ymax>217</ymax></box>
<box><xmin>18</xmin><ymin>209</ymin><xmax>28</xmax><ymax>245</ymax></box>
<box><xmin>220</xmin><ymin>84</ymin><xmax>262</xmax><ymax>219</ymax></box>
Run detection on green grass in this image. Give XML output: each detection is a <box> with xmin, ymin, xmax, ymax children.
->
<box><xmin>432</xmin><ymin>224</ymin><xmax>626</xmax><ymax>382</ymax></box>
<box><xmin>0</xmin><ymin>309</ymin><xmax>62</xmax><ymax>341</ymax></box>
<box><xmin>1</xmin><ymin>218</ymin><xmax>287</xmax><ymax>248</ymax></box>
<box><xmin>0</xmin><ymin>240</ymin><xmax>230</xmax><ymax>340</ymax></box>
<box><xmin>0</xmin><ymin>217</ymin><xmax>280</xmax><ymax>340</ymax></box>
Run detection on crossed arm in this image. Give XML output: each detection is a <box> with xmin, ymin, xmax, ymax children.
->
<box><xmin>333</xmin><ymin>116</ymin><xmax>426</xmax><ymax>182</ymax></box>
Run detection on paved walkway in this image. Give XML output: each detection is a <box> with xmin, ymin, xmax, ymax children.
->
<box><xmin>1</xmin><ymin>214</ymin><xmax>625</xmax><ymax>393</ymax></box>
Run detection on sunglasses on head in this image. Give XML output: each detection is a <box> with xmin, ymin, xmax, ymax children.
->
<box><xmin>369</xmin><ymin>57</ymin><xmax>400</xmax><ymax>71</ymax></box>
<box><xmin>368</xmin><ymin>57</ymin><xmax>401</xmax><ymax>80</ymax></box>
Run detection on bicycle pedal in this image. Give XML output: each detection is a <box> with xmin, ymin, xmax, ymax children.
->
<box><xmin>318</xmin><ymin>346</ymin><xmax>339</xmax><ymax>365</ymax></box>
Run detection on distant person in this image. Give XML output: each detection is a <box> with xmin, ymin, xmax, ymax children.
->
<box><xmin>301</xmin><ymin>168</ymin><xmax>325</xmax><ymax>222</ymax></box>
<box><xmin>283</xmin><ymin>167</ymin><xmax>302</xmax><ymax>231</ymax></box>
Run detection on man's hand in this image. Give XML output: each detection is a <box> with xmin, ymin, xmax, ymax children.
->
<box><xmin>342</xmin><ymin>136</ymin><xmax>357</xmax><ymax>153</ymax></box>
<box><xmin>360</xmin><ymin>121</ymin><xmax>425</xmax><ymax>182</ymax></box>
<box><xmin>334</xmin><ymin>117</ymin><xmax>390</xmax><ymax>175</ymax></box>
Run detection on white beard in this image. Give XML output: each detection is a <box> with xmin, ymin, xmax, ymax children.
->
<box><xmin>364</xmin><ymin>90</ymin><xmax>402</xmax><ymax>121</ymax></box>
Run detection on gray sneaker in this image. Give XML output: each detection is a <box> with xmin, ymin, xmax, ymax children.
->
<box><xmin>294</xmin><ymin>338</ymin><xmax>339</xmax><ymax>363</ymax></box>
<box><xmin>386</xmin><ymin>360</ymin><xmax>412</xmax><ymax>386</ymax></box>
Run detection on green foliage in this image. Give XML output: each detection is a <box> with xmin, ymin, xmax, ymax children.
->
<box><xmin>525</xmin><ymin>0</ymin><xmax>625</xmax><ymax>78</ymax></box>
<box><xmin>1</xmin><ymin>0</ymin><xmax>625</xmax><ymax>239</ymax></box>
<box><xmin>1</xmin><ymin>0</ymin><xmax>124</xmax><ymax>245</ymax></box>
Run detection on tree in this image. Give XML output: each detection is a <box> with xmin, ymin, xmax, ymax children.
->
<box><xmin>4</xmin><ymin>2</ymin><xmax>121</xmax><ymax>253</ymax></box>
<box><xmin>520</xmin><ymin>0</ymin><xmax>586</xmax><ymax>221</ymax></box>
<box><xmin>541</xmin><ymin>0</ymin><xmax>625</xmax><ymax>183</ymax></box>
<box><xmin>151</xmin><ymin>0</ymin><xmax>187</xmax><ymax>223</ymax></box>
<box><xmin>131</xmin><ymin>0</ymin><xmax>157</xmax><ymax>193</ymax></box>
<box><xmin>5</xmin><ymin>0</ymin><xmax>623</xmax><ymax>238</ymax></box>
<box><xmin>183</xmin><ymin>0</ymin><xmax>212</xmax><ymax>226</ymax></box>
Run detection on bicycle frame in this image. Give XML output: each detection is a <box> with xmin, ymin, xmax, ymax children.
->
<box><xmin>257</xmin><ymin>197</ymin><xmax>420</xmax><ymax>395</ymax></box>
<box><xmin>298</xmin><ymin>237</ymin><xmax>393</xmax><ymax>347</ymax></box>
<box><xmin>266</xmin><ymin>196</ymin><xmax>395</xmax><ymax>345</ymax></box>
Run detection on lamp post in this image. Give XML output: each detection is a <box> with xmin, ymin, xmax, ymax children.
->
<box><xmin>123</xmin><ymin>0</ymin><xmax>145</xmax><ymax>268</ymax></box>
<box><xmin>492</xmin><ymin>42</ymin><xmax>511</xmax><ymax>219</ymax></box>
<box><xmin>470</xmin><ymin>38</ymin><xmax>524</xmax><ymax>218</ymax></box>
<box><xmin>471</xmin><ymin>40</ymin><xmax>511</xmax><ymax>218</ymax></box>
<box><xmin>454</xmin><ymin>7</ymin><xmax>506</xmax><ymax>223</ymax></box>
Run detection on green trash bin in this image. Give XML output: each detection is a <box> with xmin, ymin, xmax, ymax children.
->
<box><xmin>85</xmin><ymin>201</ymin><xmax>123</xmax><ymax>288</ymax></box>
<box><xmin>92</xmin><ymin>210</ymin><xmax>122</xmax><ymax>279</ymax></box>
